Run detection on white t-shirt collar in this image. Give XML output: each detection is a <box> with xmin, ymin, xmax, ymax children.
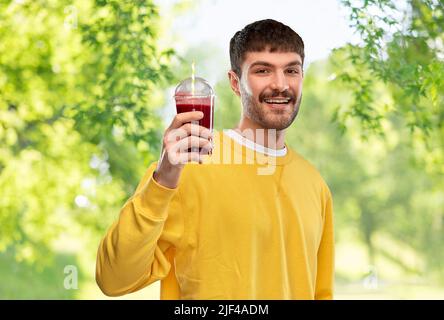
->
<box><xmin>224</xmin><ymin>129</ymin><xmax>288</xmax><ymax>157</ymax></box>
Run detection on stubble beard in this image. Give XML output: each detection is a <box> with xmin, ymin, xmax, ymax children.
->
<box><xmin>240</xmin><ymin>85</ymin><xmax>302</xmax><ymax>131</ymax></box>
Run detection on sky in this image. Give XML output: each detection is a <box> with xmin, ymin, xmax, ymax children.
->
<box><xmin>160</xmin><ymin>0</ymin><xmax>359</xmax><ymax>66</ymax></box>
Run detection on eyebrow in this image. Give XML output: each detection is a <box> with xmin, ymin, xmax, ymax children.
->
<box><xmin>249</xmin><ymin>60</ymin><xmax>303</xmax><ymax>68</ymax></box>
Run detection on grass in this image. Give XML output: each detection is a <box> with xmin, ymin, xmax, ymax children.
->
<box><xmin>0</xmin><ymin>248</ymin><xmax>82</xmax><ymax>299</ymax></box>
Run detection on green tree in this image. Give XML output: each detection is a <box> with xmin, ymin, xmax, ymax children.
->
<box><xmin>0</xmin><ymin>0</ymin><xmax>174</xmax><ymax>268</ymax></box>
<box><xmin>331</xmin><ymin>0</ymin><xmax>444</xmax><ymax>282</ymax></box>
<box><xmin>336</xmin><ymin>0</ymin><xmax>444</xmax><ymax>177</ymax></box>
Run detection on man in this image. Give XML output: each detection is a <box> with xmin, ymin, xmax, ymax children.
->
<box><xmin>96</xmin><ymin>19</ymin><xmax>334</xmax><ymax>299</ymax></box>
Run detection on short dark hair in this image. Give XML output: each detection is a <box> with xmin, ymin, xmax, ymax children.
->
<box><xmin>229</xmin><ymin>19</ymin><xmax>305</xmax><ymax>77</ymax></box>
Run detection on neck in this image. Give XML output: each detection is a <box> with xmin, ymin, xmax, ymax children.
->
<box><xmin>234</xmin><ymin>116</ymin><xmax>286</xmax><ymax>150</ymax></box>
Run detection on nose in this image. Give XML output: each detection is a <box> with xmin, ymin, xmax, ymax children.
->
<box><xmin>270</xmin><ymin>70</ymin><xmax>289</xmax><ymax>92</ymax></box>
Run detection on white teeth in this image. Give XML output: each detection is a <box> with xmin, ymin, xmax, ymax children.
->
<box><xmin>264</xmin><ymin>99</ymin><xmax>290</xmax><ymax>104</ymax></box>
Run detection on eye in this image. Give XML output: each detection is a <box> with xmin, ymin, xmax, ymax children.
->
<box><xmin>286</xmin><ymin>69</ymin><xmax>300</xmax><ymax>75</ymax></box>
<box><xmin>255</xmin><ymin>69</ymin><xmax>270</xmax><ymax>74</ymax></box>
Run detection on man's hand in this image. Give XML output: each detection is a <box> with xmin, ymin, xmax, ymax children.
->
<box><xmin>153</xmin><ymin>111</ymin><xmax>213</xmax><ymax>189</ymax></box>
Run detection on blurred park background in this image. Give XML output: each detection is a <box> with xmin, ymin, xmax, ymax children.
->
<box><xmin>0</xmin><ymin>0</ymin><xmax>443</xmax><ymax>299</ymax></box>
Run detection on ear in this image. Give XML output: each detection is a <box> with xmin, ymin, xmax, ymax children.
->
<box><xmin>227</xmin><ymin>70</ymin><xmax>241</xmax><ymax>97</ymax></box>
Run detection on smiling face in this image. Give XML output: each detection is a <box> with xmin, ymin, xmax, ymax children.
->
<box><xmin>228</xmin><ymin>49</ymin><xmax>304</xmax><ymax>131</ymax></box>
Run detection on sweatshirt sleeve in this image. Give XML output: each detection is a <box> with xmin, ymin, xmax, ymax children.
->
<box><xmin>95</xmin><ymin>162</ymin><xmax>184</xmax><ymax>296</ymax></box>
<box><xmin>315</xmin><ymin>185</ymin><xmax>335</xmax><ymax>300</ymax></box>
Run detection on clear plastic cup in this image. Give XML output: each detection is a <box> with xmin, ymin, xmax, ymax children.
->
<box><xmin>174</xmin><ymin>77</ymin><xmax>215</xmax><ymax>132</ymax></box>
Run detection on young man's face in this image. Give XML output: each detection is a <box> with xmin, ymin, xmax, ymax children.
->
<box><xmin>229</xmin><ymin>49</ymin><xmax>303</xmax><ymax>130</ymax></box>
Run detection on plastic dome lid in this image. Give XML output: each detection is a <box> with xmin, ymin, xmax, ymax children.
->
<box><xmin>174</xmin><ymin>76</ymin><xmax>214</xmax><ymax>97</ymax></box>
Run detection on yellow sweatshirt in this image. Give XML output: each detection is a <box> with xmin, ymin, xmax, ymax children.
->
<box><xmin>96</xmin><ymin>130</ymin><xmax>334</xmax><ymax>299</ymax></box>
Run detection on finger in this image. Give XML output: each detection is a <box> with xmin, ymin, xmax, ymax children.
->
<box><xmin>179</xmin><ymin>122</ymin><xmax>213</xmax><ymax>140</ymax></box>
<box><xmin>165</xmin><ymin>124</ymin><xmax>213</xmax><ymax>145</ymax></box>
<box><xmin>166</xmin><ymin>148</ymin><xmax>201</xmax><ymax>165</ymax></box>
<box><xmin>169</xmin><ymin>111</ymin><xmax>204</xmax><ymax>130</ymax></box>
<box><xmin>188</xmin><ymin>143</ymin><xmax>213</xmax><ymax>155</ymax></box>
<box><xmin>168</xmin><ymin>143</ymin><xmax>212</xmax><ymax>165</ymax></box>
<box><xmin>174</xmin><ymin>136</ymin><xmax>213</xmax><ymax>153</ymax></box>
<box><xmin>165</xmin><ymin>127</ymin><xmax>189</xmax><ymax>144</ymax></box>
<box><xmin>199</xmin><ymin>142</ymin><xmax>213</xmax><ymax>155</ymax></box>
